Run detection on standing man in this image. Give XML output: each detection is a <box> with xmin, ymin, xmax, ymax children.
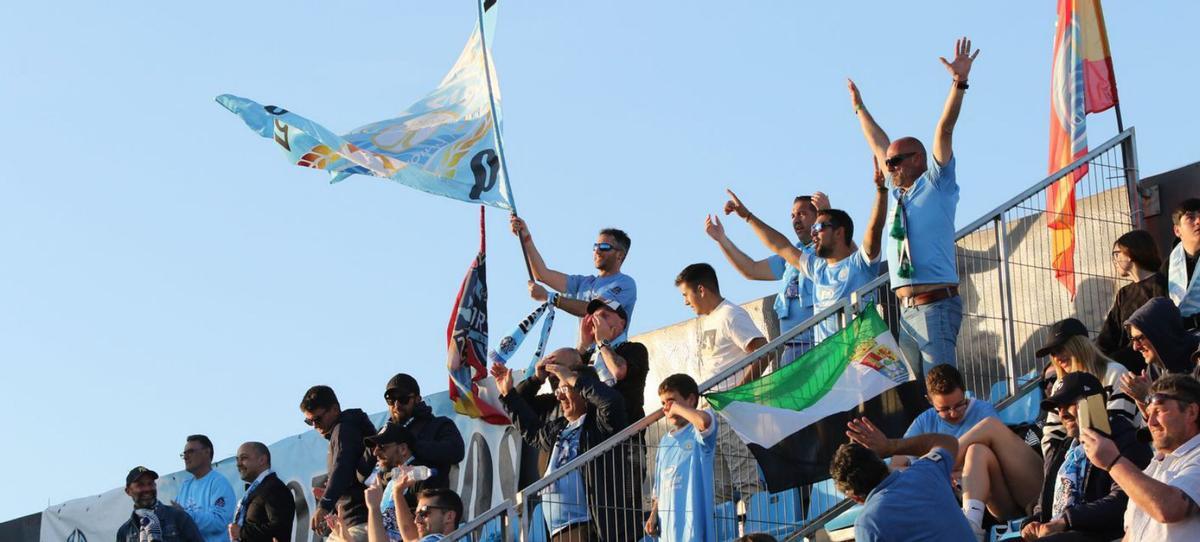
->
<box><xmin>301</xmin><ymin>385</ymin><xmax>377</xmax><ymax>542</ymax></box>
<box><xmin>1082</xmin><ymin>374</ymin><xmax>1200</xmax><ymax>541</ymax></box>
<box><xmin>510</xmin><ymin>215</ymin><xmax>637</xmax><ymax>325</ymax></box>
<box><xmin>118</xmin><ymin>466</ymin><xmax>204</xmax><ymax>542</ymax></box>
<box><xmin>675</xmin><ymin>262</ymin><xmax>767</xmax><ymax>504</ymax></box>
<box><xmin>175</xmin><ymin>435</ymin><xmax>236</xmax><ymax>542</ymax></box>
<box><xmin>228</xmin><ymin>442</ymin><xmax>295</xmax><ymax>542</ymax></box>
<box><xmin>578</xmin><ymin>298</ymin><xmax>650</xmax><ymax>421</ymax></box>
<box><xmin>849</xmin><ymin>37</ymin><xmax>980</xmax><ymax>378</ymax></box>
<box><xmin>705</xmin><ymin>193</ymin><xmax>827</xmax><ymax>363</ymax></box>
<box><xmin>383</xmin><ymin>373</ymin><xmax>465</xmax><ymax>501</ymax></box>
<box><xmin>1165</xmin><ymin>199</ymin><xmax>1200</xmax><ymax>331</ymax></box>
<box><xmin>723</xmin><ymin>159</ymin><xmax>888</xmax><ymax>343</ymax></box>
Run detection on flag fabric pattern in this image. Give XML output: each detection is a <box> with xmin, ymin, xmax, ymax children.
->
<box><xmin>447</xmin><ymin>207</ymin><xmax>510</xmax><ymax>425</ymax></box>
<box><xmin>488</xmin><ymin>298</ymin><xmax>556</xmax><ymax>377</ymax></box>
<box><xmin>705</xmin><ymin>305</ymin><xmax>923</xmax><ymax>490</ymax></box>
<box><xmin>217</xmin><ymin>0</ymin><xmax>514</xmax><ymax>210</ymax></box>
<box><xmin>1047</xmin><ymin>0</ymin><xmax>1118</xmax><ymax>298</ymax></box>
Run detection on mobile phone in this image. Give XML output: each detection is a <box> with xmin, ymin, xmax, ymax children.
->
<box><xmin>1076</xmin><ymin>394</ymin><xmax>1111</xmax><ymax>436</ymax></box>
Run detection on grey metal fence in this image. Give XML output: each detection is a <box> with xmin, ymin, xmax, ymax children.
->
<box><xmin>444</xmin><ymin>501</ymin><xmax>516</xmax><ymax>542</ymax></box>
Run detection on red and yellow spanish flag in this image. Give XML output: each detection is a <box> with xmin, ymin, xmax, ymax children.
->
<box><xmin>1047</xmin><ymin>0</ymin><xmax>1118</xmax><ymax>298</ymax></box>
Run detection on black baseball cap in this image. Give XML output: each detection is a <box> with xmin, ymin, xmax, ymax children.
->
<box><xmin>586</xmin><ymin>298</ymin><xmax>628</xmax><ymax>321</ymax></box>
<box><xmin>1041</xmin><ymin>372</ymin><xmax>1105</xmax><ymax>411</ymax></box>
<box><xmin>385</xmin><ymin>373</ymin><xmax>420</xmax><ymax>400</ymax></box>
<box><xmin>1035</xmin><ymin>318</ymin><xmax>1089</xmax><ymax>358</ymax></box>
<box><xmin>125</xmin><ymin>466</ymin><xmax>159</xmax><ymax>486</ymax></box>
<box><xmin>364</xmin><ymin>422</ymin><xmax>415</xmax><ymax>449</ymax></box>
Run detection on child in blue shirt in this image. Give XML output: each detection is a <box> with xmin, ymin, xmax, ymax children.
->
<box><xmin>646</xmin><ymin>374</ymin><xmax>718</xmax><ymax>542</ymax></box>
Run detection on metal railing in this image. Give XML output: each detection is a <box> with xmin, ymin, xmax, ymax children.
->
<box><xmin>445</xmin><ymin>501</ymin><xmax>516</xmax><ymax>541</ymax></box>
<box><xmin>471</xmin><ymin>129</ymin><xmax>1140</xmax><ymax>541</ymax></box>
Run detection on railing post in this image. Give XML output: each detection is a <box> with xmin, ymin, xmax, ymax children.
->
<box><xmin>1120</xmin><ymin>130</ymin><xmax>1143</xmax><ymax>229</ymax></box>
<box><xmin>995</xmin><ymin>216</ymin><xmax>1020</xmax><ymax>398</ymax></box>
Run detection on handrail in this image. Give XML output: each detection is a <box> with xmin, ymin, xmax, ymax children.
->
<box><xmin>445</xmin><ymin>500</ymin><xmax>515</xmax><ymax>541</ymax></box>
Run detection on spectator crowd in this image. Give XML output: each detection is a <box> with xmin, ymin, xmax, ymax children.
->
<box><xmin>113</xmin><ymin>35</ymin><xmax>1200</xmax><ymax>542</ymax></box>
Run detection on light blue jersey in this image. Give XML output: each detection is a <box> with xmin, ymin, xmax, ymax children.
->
<box><xmin>855</xmin><ymin>447</ymin><xmax>976</xmax><ymax>541</ymax></box>
<box><xmin>797</xmin><ymin>246</ymin><xmax>880</xmax><ymax>341</ymax></box>
<box><xmin>654</xmin><ymin>409</ymin><xmax>719</xmax><ymax>542</ymax></box>
<box><xmin>885</xmin><ymin>156</ymin><xmax>959</xmax><ymax>288</ymax></box>
<box><xmin>565</xmin><ymin>272</ymin><xmax>637</xmax><ymax>325</ymax></box>
<box><xmin>540</xmin><ymin>417</ymin><xmax>590</xmax><ymax>535</ymax></box>
<box><xmin>904</xmin><ymin>398</ymin><xmax>997</xmax><ymax>439</ymax></box>
<box><xmin>175</xmin><ymin>470</ymin><xmax>236</xmax><ymax>542</ymax></box>
<box><xmin>380</xmin><ymin>477</ymin><xmax>401</xmax><ymax>542</ymax></box>
<box><xmin>768</xmin><ymin>242</ymin><xmax>815</xmax><ymax>344</ymax></box>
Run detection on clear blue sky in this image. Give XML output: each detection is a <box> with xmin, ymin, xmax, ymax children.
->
<box><xmin>2</xmin><ymin>1</ymin><xmax>1197</xmax><ymax>521</ymax></box>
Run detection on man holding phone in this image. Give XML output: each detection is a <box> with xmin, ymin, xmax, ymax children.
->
<box><xmin>1021</xmin><ymin>373</ymin><xmax>1151</xmax><ymax>541</ymax></box>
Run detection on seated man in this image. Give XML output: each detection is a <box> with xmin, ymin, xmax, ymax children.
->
<box><xmin>364</xmin><ymin>481</ymin><xmax>463</xmax><ymax>542</ymax></box>
<box><xmin>892</xmin><ymin>363</ymin><xmax>998</xmax><ymax>468</ymax></box>
<box><xmin>833</xmin><ymin>418</ymin><xmax>976</xmax><ymax>542</ymax></box>
<box><xmin>1021</xmin><ymin>372</ymin><xmax>1152</xmax><ymax>541</ymax></box>
<box><xmin>645</xmin><ymin>374</ymin><xmax>718</xmax><ymax>542</ymax></box>
<box><xmin>1082</xmin><ymin>374</ymin><xmax>1200</xmax><ymax>541</ymax></box>
<box><xmin>491</xmin><ymin>349</ymin><xmax>638</xmax><ymax>542</ymax></box>
<box><xmin>957</xmin><ymin>412</ymin><xmax>1045</xmax><ymax>537</ymax></box>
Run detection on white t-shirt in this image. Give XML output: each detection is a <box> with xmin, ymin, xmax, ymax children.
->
<box><xmin>1124</xmin><ymin>433</ymin><xmax>1200</xmax><ymax>541</ymax></box>
<box><xmin>697</xmin><ymin>299</ymin><xmax>765</xmax><ymax>386</ymax></box>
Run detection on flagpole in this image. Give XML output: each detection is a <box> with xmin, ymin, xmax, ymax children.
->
<box><xmin>476</xmin><ymin>0</ymin><xmax>535</xmax><ymax>282</ymax></box>
<box><xmin>1114</xmin><ymin>102</ymin><xmax>1124</xmax><ymax>133</ymax></box>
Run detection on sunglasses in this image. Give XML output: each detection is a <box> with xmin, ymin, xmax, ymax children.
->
<box><xmin>385</xmin><ymin>393</ymin><xmax>413</xmax><ymax>406</ymax></box>
<box><xmin>810</xmin><ymin>222</ymin><xmax>836</xmax><ymax>235</ymax></box>
<box><xmin>930</xmin><ymin>397</ymin><xmax>969</xmax><ymax>415</ymax></box>
<box><xmin>593</xmin><ymin>242</ymin><xmax>618</xmax><ymax>252</ymax></box>
<box><xmin>415</xmin><ymin>505</ymin><xmax>449</xmax><ymax>519</ymax></box>
<box><xmin>303</xmin><ymin>409</ymin><xmax>327</xmax><ymax>427</ymax></box>
<box><xmin>884</xmin><ymin>152</ymin><xmax>917</xmax><ymax>169</ymax></box>
<box><xmin>1129</xmin><ymin>333</ymin><xmax>1149</xmax><ymax>345</ymax></box>
<box><xmin>554</xmin><ymin>385</ymin><xmax>573</xmax><ymax>399</ymax></box>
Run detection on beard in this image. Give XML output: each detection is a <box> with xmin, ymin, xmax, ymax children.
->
<box><xmin>816</xmin><ymin>243</ymin><xmax>834</xmax><ymax>258</ymax></box>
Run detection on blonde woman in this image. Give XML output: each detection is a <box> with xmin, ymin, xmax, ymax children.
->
<box><xmin>1036</xmin><ymin>318</ymin><xmax>1140</xmax><ymax>453</ymax></box>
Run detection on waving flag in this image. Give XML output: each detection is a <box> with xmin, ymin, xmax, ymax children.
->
<box><xmin>488</xmin><ymin>300</ymin><xmax>556</xmax><ymax>377</ymax></box>
<box><xmin>705</xmin><ymin>305</ymin><xmax>922</xmax><ymax>490</ymax></box>
<box><xmin>447</xmin><ymin>207</ymin><xmax>510</xmax><ymax>425</ymax></box>
<box><xmin>1047</xmin><ymin>0</ymin><xmax>1118</xmax><ymax>298</ymax></box>
<box><xmin>217</xmin><ymin>0</ymin><xmax>515</xmax><ymax>210</ymax></box>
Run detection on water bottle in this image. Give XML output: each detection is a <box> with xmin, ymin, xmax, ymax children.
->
<box><xmin>408</xmin><ymin>465</ymin><xmax>434</xmax><ymax>482</ymax></box>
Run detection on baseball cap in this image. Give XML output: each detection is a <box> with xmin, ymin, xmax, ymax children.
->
<box><xmin>364</xmin><ymin>422</ymin><xmax>415</xmax><ymax>449</ymax></box>
<box><xmin>1041</xmin><ymin>372</ymin><xmax>1105</xmax><ymax>411</ymax></box>
<box><xmin>125</xmin><ymin>466</ymin><xmax>159</xmax><ymax>486</ymax></box>
<box><xmin>586</xmin><ymin>298</ymin><xmax>628</xmax><ymax>321</ymax></box>
<box><xmin>1035</xmin><ymin>318</ymin><xmax>1089</xmax><ymax>358</ymax></box>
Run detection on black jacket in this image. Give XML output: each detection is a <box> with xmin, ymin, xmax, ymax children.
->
<box><xmin>238</xmin><ymin>472</ymin><xmax>295</xmax><ymax>542</ymax></box>
<box><xmin>582</xmin><ymin>341</ymin><xmax>650</xmax><ymax>422</ymax></box>
<box><xmin>501</xmin><ymin>370</ymin><xmax>640</xmax><ymax>542</ymax></box>
<box><xmin>1095</xmin><ymin>273</ymin><xmax>1168</xmax><ymax>372</ymax></box>
<box><xmin>402</xmin><ymin>401</ymin><xmax>466</xmax><ymax>494</ymax></box>
<box><xmin>321</xmin><ymin>408</ymin><xmax>377</xmax><ymax>526</ymax></box>
<box><xmin>116</xmin><ymin>502</ymin><xmax>204</xmax><ymax>542</ymax></box>
<box><xmin>1029</xmin><ymin>416</ymin><xmax>1152</xmax><ymax>540</ymax></box>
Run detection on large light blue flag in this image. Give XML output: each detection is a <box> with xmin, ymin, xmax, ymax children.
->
<box><xmin>217</xmin><ymin>0</ymin><xmax>515</xmax><ymax>210</ymax></box>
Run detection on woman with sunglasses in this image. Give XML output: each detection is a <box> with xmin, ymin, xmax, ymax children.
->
<box><xmin>1095</xmin><ymin>230</ymin><xmax>1168</xmax><ymax>373</ymax></box>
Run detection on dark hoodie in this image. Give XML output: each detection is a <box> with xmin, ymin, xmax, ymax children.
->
<box><xmin>320</xmin><ymin>407</ymin><xmax>377</xmax><ymax>526</ymax></box>
<box><xmin>1124</xmin><ymin>297</ymin><xmax>1200</xmax><ymax>376</ymax></box>
<box><xmin>398</xmin><ymin>401</ymin><xmax>465</xmax><ymax>505</ymax></box>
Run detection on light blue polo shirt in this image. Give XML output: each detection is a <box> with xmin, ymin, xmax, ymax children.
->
<box><xmin>540</xmin><ymin>417</ymin><xmax>590</xmax><ymax>535</ymax></box>
<box><xmin>565</xmin><ymin>272</ymin><xmax>637</xmax><ymax>325</ymax></box>
<box><xmin>767</xmin><ymin>242</ymin><xmax>815</xmax><ymax>344</ymax></box>
<box><xmin>654</xmin><ymin>410</ymin><xmax>719</xmax><ymax>542</ymax></box>
<box><xmin>903</xmin><ymin>398</ymin><xmax>997</xmax><ymax>439</ymax></box>
<box><xmin>885</xmin><ymin>156</ymin><xmax>959</xmax><ymax>288</ymax></box>
<box><xmin>854</xmin><ymin>447</ymin><xmax>976</xmax><ymax>542</ymax></box>
<box><xmin>797</xmin><ymin>246</ymin><xmax>880</xmax><ymax>341</ymax></box>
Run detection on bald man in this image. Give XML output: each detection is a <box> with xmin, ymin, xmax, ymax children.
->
<box><xmin>229</xmin><ymin>442</ymin><xmax>295</xmax><ymax>542</ymax></box>
<box><xmin>848</xmin><ymin>37</ymin><xmax>980</xmax><ymax>380</ymax></box>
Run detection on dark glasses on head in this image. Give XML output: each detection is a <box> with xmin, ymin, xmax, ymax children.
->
<box><xmin>1148</xmin><ymin>393</ymin><xmax>1195</xmax><ymax>406</ymax></box>
<box><xmin>884</xmin><ymin>152</ymin><xmax>916</xmax><ymax>168</ymax></box>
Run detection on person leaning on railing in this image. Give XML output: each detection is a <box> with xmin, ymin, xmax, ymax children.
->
<box><xmin>848</xmin><ymin>37</ymin><xmax>980</xmax><ymax>380</ymax></box>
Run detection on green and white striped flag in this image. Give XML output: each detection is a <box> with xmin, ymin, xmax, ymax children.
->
<box><xmin>706</xmin><ymin>304</ymin><xmax>913</xmax><ymax>449</ymax></box>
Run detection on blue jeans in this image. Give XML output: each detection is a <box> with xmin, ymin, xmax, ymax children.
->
<box><xmin>898</xmin><ymin>295</ymin><xmax>963</xmax><ymax>381</ymax></box>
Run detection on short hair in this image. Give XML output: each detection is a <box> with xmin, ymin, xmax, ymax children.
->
<box><xmin>1172</xmin><ymin>198</ymin><xmax>1200</xmax><ymax>225</ymax></box>
<box><xmin>816</xmin><ymin>209</ymin><xmax>855</xmax><ymax>244</ymax></box>
<box><xmin>186</xmin><ymin>435</ymin><xmax>214</xmax><ymax>453</ymax></box>
<box><xmin>793</xmin><ymin>195</ymin><xmax>815</xmax><ymax>207</ymax></box>
<box><xmin>737</xmin><ymin>535</ymin><xmax>778</xmax><ymax>542</ymax></box>
<box><xmin>830</xmin><ymin>443</ymin><xmax>890</xmax><ymax>500</ymax></box>
<box><xmin>926</xmin><ymin>364</ymin><xmax>965</xmax><ymax>395</ymax></box>
<box><xmin>599</xmin><ymin>228</ymin><xmax>631</xmax><ymax>252</ymax></box>
<box><xmin>418</xmin><ymin>488</ymin><xmax>464</xmax><ymax>527</ymax></box>
<box><xmin>300</xmin><ymin>385</ymin><xmax>339</xmax><ymax>413</ymax></box>
<box><xmin>675</xmin><ymin>263</ymin><xmax>720</xmax><ymax>294</ymax></box>
<box><xmin>1151</xmin><ymin>374</ymin><xmax>1200</xmax><ymax>409</ymax></box>
<box><xmin>244</xmin><ymin>441</ymin><xmax>271</xmax><ymax>465</ymax></box>
<box><xmin>658</xmin><ymin>373</ymin><xmax>700</xmax><ymax>400</ymax></box>
<box><xmin>1114</xmin><ymin>230</ymin><xmax>1162</xmax><ymax>271</ymax></box>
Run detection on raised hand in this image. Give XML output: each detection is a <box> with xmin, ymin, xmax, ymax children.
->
<box><xmin>1080</xmin><ymin>427</ymin><xmax>1120</xmax><ymax>470</ymax></box>
<box><xmin>527</xmin><ymin>280</ymin><xmax>548</xmax><ymax>302</ymax></box>
<box><xmin>578</xmin><ymin>315</ymin><xmax>597</xmax><ymax>347</ymax></box>
<box><xmin>939</xmin><ymin>37</ymin><xmax>980</xmax><ymax>81</ymax></box>
<box><xmin>723</xmin><ymin>189</ymin><xmax>751</xmax><ymax>219</ymax></box>
<box><xmin>509</xmin><ymin>214</ymin><xmax>530</xmax><ymax>240</ymax></box>
<box><xmin>490</xmin><ymin>362</ymin><xmax>514</xmax><ymax>396</ymax></box>
<box><xmin>704</xmin><ymin>214</ymin><xmax>726</xmax><ymax>241</ymax></box>
<box><xmin>846</xmin><ymin>417</ymin><xmax>892</xmax><ymax>456</ymax></box>
<box><xmin>847</xmin><ymin>78</ymin><xmax>864</xmax><ymax>108</ymax></box>
<box><xmin>364</xmin><ymin>482</ymin><xmax>383</xmax><ymax>509</ymax></box>
<box><xmin>872</xmin><ymin>159</ymin><xmax>885</xmax><ymax>190</ymax></box>
<box><xmin>812</xmin><ymin>191</ymin><xmax>831</xmax><ymax>211</ymax></box>
<box><xmin>1120</xmin><ymin>370</ymin><xmax>1150</xmax><ymax>404</ymax></box>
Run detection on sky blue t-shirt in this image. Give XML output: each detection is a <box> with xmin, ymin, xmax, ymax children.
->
<box><xmin>855</xmin><ymin>447</ymin><xmax>977</xmax><ymax>542</ymax></box>
<box><xmin>654</xmin><ymin>410</ymin><xmax>719</xmax><ymax>542</ymax></box>
<box><xmin>540</xmin><ymin>417</ymin><xmax>590</xmax><ymax>535</ymax></box>
<box><xmin>565</xmin><ymin>272</ymin><xmax>637</xmax><ymax>325</ymax></box>
<box><xmin>176</xmin><ymin>470</ymin><xmax>236</xmax><ymax>542</ymax></box>
<box><xmin>885</xmin><ymin>155</ymin><xmax>959</xmax><ymax>288</ymax></box>
<box><xmin>903</xmin><ymin>398</ymin><xmax>997</xmax><ymax>439</ymax></box>
<box><xmin>797</xmin><ymin>246</ymin><xmax>880</xmax><ymax>341</ymax></box>
<box><xmin>768</xmin><ymin>242</ymin><xmax>815</xmax><ymax>344</ymax></box>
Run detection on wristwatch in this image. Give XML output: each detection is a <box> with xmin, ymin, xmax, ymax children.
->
<box><xmin>598</xmin><ymin>339</ymin><xmax>612</xmax><ymax>349</ymax></box>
